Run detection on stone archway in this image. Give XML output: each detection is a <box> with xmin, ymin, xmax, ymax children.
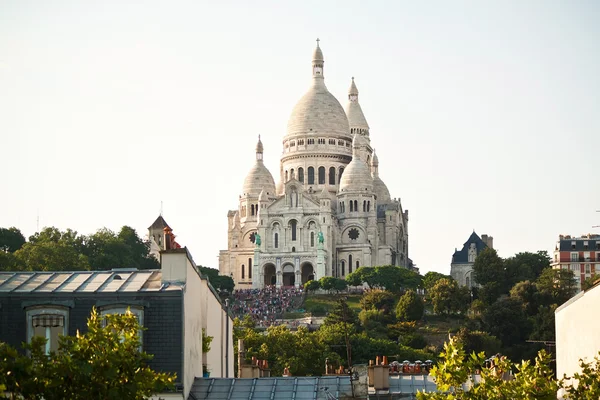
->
<box><xmin>282</xmin><ymin>263</ymin><xmax>295</xmax><ymax>287</ymax></box>
<box><xmin>263</xmin><ymin>263</ymin><xmax>276</xmax><ymax>287</ymax></box>
<box><xmin>301</xmin><ymin>262</ymin><xmax>315</xmax><ymax>285</ymax></box>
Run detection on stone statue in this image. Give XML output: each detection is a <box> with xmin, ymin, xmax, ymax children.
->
<box><xmin>255</xmin><ymin>233</ymin><xmax>261</xmax><ymax>247</ymax></box>
<box><xmin>318</xmin><ymin>231</ymin><xmax>324</xmax><ymax>244</ymax></box>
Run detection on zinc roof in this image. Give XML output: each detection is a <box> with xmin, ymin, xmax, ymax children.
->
<box><xmin>0</xmin><ymin>270</ymin><xmax>180</xmax><ymax>294</ymax></box>
<box><xmin>189</xmin><ymin>377</ymin><xmax>354</xmax><ymax>400</ymax></box>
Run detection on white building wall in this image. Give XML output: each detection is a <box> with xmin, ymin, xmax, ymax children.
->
<box><xmin>183</xmin><ymin>259</ymin><xmax>203</xmax><ymax>400</ymax></box>
<box><xmin>555</xmin><ymin>284</ymin><xmax>600</xmax><ymax>397</ymax></box>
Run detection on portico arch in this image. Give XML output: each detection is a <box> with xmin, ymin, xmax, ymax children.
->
<box><xmin>301</xmin><ymin>262</ymin><xmax>315</xmax><ymax>284</ymax></box>
<box><xmin>263</xmin><ymin>263</ymin><xmax>276</xmax><ymax>287</ymax></box>
<box><xmin>282</xmin><ymin>263</ymin><xmax>295</xmax><ymax>287</ymax></box>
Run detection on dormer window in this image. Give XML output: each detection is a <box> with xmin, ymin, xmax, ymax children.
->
<box><xmin>27</xmin><ymin>307</ymin><xmax>69</xmax><ymax>355</ymax></box>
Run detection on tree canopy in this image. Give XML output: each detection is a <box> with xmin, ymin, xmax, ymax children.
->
<box><xmin>0</xmin><ymin>226</ymin><xmax>159</xmax><ymax>272</ymax></box>
<box><xmin>346</xmin><ymin>266</ymin><xmax>421</xmax><ymax>293</ymax></box>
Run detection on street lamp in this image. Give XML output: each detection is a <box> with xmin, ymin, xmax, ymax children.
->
<box><xmin>225</xmin><ymin>297</ymin><xmax>230</xmax><ymax>378</ymax></box>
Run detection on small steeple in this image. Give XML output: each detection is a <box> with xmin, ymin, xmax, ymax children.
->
<box><xmin>256</xmin><ymin>135</ymin><xmax>264</xmax><ymax>161</ymax></box>
<box><xmin>312</xmin><ymin>38</ymin><xmax>324</xmax><ymax>79</ymax></box>
<box><xmin>371</xmin><ymin>149</ymin><xmax>379</xmax><ymax>177</ymax></box>
<box><xmin>348</xmin><ymin>77</ymin><xmax>359</xmax><ymax>102</ymax></box>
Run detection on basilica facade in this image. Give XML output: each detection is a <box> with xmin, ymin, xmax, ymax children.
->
<box><xmin>219</xmin><ymin>41</ymin><xmax>411</xmax><ymax>289</ymax></box>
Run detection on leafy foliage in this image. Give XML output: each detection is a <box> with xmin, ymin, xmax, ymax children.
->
<box><xmin>0</xmin><ymin>309</ymin><xmax>175</xmax><ymax>399</ymax></box>
<box><xmin>416</xmin><ymin>336</ymin><xmax>559</xmax><ymax>400</ymax></box>
<box><xmin>0</xmin><ymin>227</ymin><xmax>25</xmax><ymax>253</ymax></box>
<box><xmin>346</xmin><ymin>266</ymin><xmax>421</xmax><ymax>293</ymax></box>
<box><xmin>395</xmin><ymin>290</ymin><xmax>424</xmax><ymax>322</ymax></box>
<box><xmin>422</xmin><ymin>271</ymin><xmax>451</xmax><ymax>291</ymax></box>
<box><xmin>3</xmin><ymin>226</ymin><xmax>159</xmax><ymax>272</ymax></box>
<box><xmin>303</xmin><ymin>280</ymin><xmax>320</xmax><ymax>292</ymax></box>
<box><xmin>359</xmin><ymin>289</ymin><xmax>397</xmax><ymax>314</ymax></box>
<box><xmin>198</xmin><ymin>266</ymin><xmax>235</xmax><ymax>293</ymax></box>
<box><xmin>561</xmin><ymin>351</ymin><xmax>600</xmax><ymax>399</ymax></box>
<box><xmin>428</xmin><ymin>278</ymin><xmax>469</xmax><ymax>315</ymax></box>
<box><xmin>481</xmin><ymin>297</ymin><xmax>530</xmax><ymax>347</ymax></box>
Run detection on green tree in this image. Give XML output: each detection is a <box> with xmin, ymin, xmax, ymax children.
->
<box><xmin>198</xmin><ymin>266</ymin><xmax>235</xmax><ymax>293</ymax></box>
<box><xmin>481</xmin><ymin>297</ymin><xmax>530</xmax><ymax>347</ymax></box>
<box><xmin>535</xmin><ymin>267</ymin><xmax>578</xmax><ymax>306</ymax></box>
<box><xmin>428</xmin><ymin>278</ymin><xmax>469</xmax><ymax>315</ymax></box>
<box><xmin>454</xmin><ymin>327</ymin><xmax>501</xmax><ymax>357</ymax></box>
<box><xmin>509</xmin><ymin>280</ymin><xmax>539</xmax><ymax>316</ymax></box>
<box><xmin>14</xmin><ymin>228</ymin><xmax>90</xmax><ymax>271</ymax></box>
<box><xmin>395</xmin><ymin>290</ymin><xmax>424</xmax><ymax>322</ymax></box>
<box><xmin>346</xmin><ymin>266</ymin><xmax>421</xmax><ymax>293</ymax></box>
<box><xmin>0</xmin><ymin>309</ymin><xmax>175</xmax><ymax>399</ymax></box>
<box><xmin>0</xmin><ymin>251</ymin><xmax>24</xmax><ymax>271</ymax></box>
<box><xmin>304</xmin><ymin>280</ymin><xmax>320</xmax><ymax>292</ymax></box>
<box><xmin>416</xmin><ymin>336</ymin><xmax>558</xmax><ymax>400</ymax></box>
<box><xmin>359</xmin><ymin>289</ymin><xmax>397</xmax><ymax>314</ymax></box>
<box><xmin>581</xmin><ymin>274</ymin><xmax>598</xmax><ymax>291</ymax></box>
<box><xmin>0</xmin><ymin>227</ymin><xmax>26</xmax><ymax>253</ymax></box>
<box><xmin>473</xmin><ymin>248</ymin><xmax>507</xmax><ymax>300</ymax></box>
<box><xmin>323</xmin><ymin>298</ymin><xmax>359</xmax><ymax>328</ymax></box>
<box><xmin>422</xmin><ymin>271</ymin><xmax>450</xmax><ymax>291</ymax></box>
<box><xmin>504</xmin><ymin>251</ymin><xmax>551</xmax><ymax>286</ymax></box>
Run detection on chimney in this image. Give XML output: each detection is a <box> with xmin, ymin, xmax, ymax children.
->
<box><xmin>237</xmin><ymin>339</ymin><xmax>245</xmax><ymax>378</ymax></box>
<box><xmin>369</xmin><ymin>356</ymin><xmax>390</xmax><ymax>391</ymax></box>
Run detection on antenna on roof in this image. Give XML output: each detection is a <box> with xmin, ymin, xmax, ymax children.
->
<box><xmin>160</xmin><ymin>201</ymin><xmax>163</xmax><ymax>216</ymax></box>
<box><xmin>36</xmin><ymin>209</ymin><xmax>40</xmax><ymax>232</ymax></box>
<box><xmin>593</xmin><ymin>210</ymin><xmax>599</xmax><ymax>228</ymax></box>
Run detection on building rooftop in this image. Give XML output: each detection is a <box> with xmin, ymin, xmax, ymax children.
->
<box><xmin>189</xmin><ymin>376</ymin><xmax>354</xmax><ymax>400</ymax></box>
<box><xmin>0</xmin><ymin>270</ymin><xmax>182</xmax><ymax>294</ymax></box>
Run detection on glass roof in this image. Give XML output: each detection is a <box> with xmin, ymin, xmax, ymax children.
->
<box><xmin>0</xmin><ymin>270</ymin><xmax>175</xmax><ymax>294</ymax></box>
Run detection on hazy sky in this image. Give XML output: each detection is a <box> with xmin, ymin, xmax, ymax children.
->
<box><xmin>1</xmin><ymin>0</ymin><xmax>599</xmax><ymax>274</ymax></box>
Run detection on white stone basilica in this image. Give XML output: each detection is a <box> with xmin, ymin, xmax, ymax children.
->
<box><xmin>219</xmin><ymin>41</ymin><xmax>411</xmax><ymax>289</ymax></box>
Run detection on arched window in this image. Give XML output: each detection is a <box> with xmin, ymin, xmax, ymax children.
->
<box><xmin>367</xmin><ymin>201</ymin><xmax>370</xmax><ymax>212</ymax></box>
<box><xmin>354</xmin><ymin>200</ymin><xmax>358</xmax><ymax>211</ymax></box>
<box><xmin>356</xmin><ymin>261</ymin><xmax>359</xmax><ymax>271</ymax></box>
<box><xmin>363</xmin><ymin>200</ymin><xmax>366</xmax><ymax>212</ymax></box>
<box><xmin>241</xmin><ymin>265</ymin><xmax>245</xmax><ymax>279</ymax></box>
<box><xmin>466</xmin><ymin>276</ymin><xmax>470</xmax><ymax>288</ymax></box>
<box><xmin>310</xmin><ymin>232</ymin><xmax>315</xmax><ymax>247</ymax></box>
<box><xmin>318</xmin><ymin>167</ymin><xmax>325</xmax><ymax>184</ymax></box>
<box><xmin>349</xmin><ymin>255</ymin><xmax>353</xmax><ymax>274</ymax></box>
<box><xmin>341</xmin><ymin>261</ymin><xmax>345</xmax><ymax>276</ymax></box>
<box><xmin>308</xmin><ymin>167</ymin><xmax>315</xmax><ymax>184</ymax></box>
<box><xmin>291</xmin><ymin>220</ymin><xmax>297</xmax><ymax>241</ymax></box>
<box><xmin>274</xmin><ymin>232</ymin><xmax>279</xmax><ymax>248</ymax></box>
<box><xmin>338</xmin><ymin>167</ymin><xmax>344</xmax><ymax>183</ymax></box>
<box><xmin>298</xmin><ymin>167</ymin><xmax>304</xmax><ymax>183</ymax></box>
<box><xmin>290</xmin><ymin>169</ymin><xmax>295</xmax><ymax>180</ymax></box>
<box><xmin>329</xmin><ymin>167</ymin><xmax>336</xmax><ymax>185</ymax></box>
<box><xmin>251</xmin><ymin>204</ymin><xmax>255</xmax><ymax>216</ymax></box>
<box><xmin>285</xmin><ymin>170</ymin><xmax>288</xmax><ymax>182</ymax></box>
<box><xmin>350</xmin><ymin>201</ymin><xmax>353</xmax><ymax>212</ymax></box>
<box><xmin>249</xmin><ymin>258</ymin><xmax>252</xmax><ymax>279</ymax></box>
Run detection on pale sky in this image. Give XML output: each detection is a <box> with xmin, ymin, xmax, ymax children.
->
<box><xmin>1</xmin><ymin>0</ymin><xmax>599</xmax><ymax>275</ymax></box>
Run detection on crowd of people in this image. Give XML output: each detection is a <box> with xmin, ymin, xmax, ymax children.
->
<box><xmin>230</xmin><ymin>286</ymin><xmax>303</xmax><ymax>327</ymax></box>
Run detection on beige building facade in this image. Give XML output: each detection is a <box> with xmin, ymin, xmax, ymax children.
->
<box><xmin>219</xmin><ymin>41</ymin><xmax>411</xmax><ymax>289</ymax></box>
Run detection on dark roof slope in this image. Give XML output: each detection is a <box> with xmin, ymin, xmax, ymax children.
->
<box><xmin>148</xmin><ymin>215</ymin><xmax>170</xmax><ymax>230</ymax></box>
<box><xmin>558</xmin><ymin>237</ymin><xmax>600</xmax><ymax>252</ymax></box>
<box><xmin>452</xmin><ymin>232</ymin><xmax>488</xmax><ymax>264</ymax></box>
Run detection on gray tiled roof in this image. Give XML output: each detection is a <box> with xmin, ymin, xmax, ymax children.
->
<box><xmin>148</xmin><ymin>215</ymin><xmax>170</xmax><ymax>230</ymax></box>
<box><xmin>0</xmin><ymin>270</ymin><xmax>181</xmax><ymax>294</ymax></box>
<box><xmin>189</xmin><ymin>377</ymin><xmax>354</xmax><ymax>400</ymax></box>
<box><xmin>452</xmin><ymin>232</ymin><xmax>488</xmax><ymax>264</ymax></box>
<box><xmin>558</xmin><ymin>236</ymin><xmax>600</xmax><ymax>252</ymax></box>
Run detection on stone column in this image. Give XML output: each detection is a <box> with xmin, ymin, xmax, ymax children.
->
<box><xmin>276</xmin><ymin>271</ymin><xmax>282</xmax><ymax>288</ymax></box>
<box><xmin>252</xmin><ymin>248</ymin><xmax>261</xmax><ymax>289</ymax></box>
<box><xmin>316</xmin><ymin>242</ymin><xmax>326</xmax><ymax>280</ymax></box>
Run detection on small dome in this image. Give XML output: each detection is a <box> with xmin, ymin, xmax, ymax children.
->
<box><xmin>243</xmin><ymin>163</ymin><xmax>276</xmax><ymax>198</ymax></box>
<box><xmin>256</xmin><ymin>136</ymin><xmax>264</xmax><ymax>153</ymax></box>
<box><xmin>339</xmin><ymin>136</ymin><xmax>373</xmax><ymax>193</ymax></box>
<box><xmin>345</xmin><ymin>78</ymin><xmax>370</xmax><ymax>132</ymax></box>
<box><xmin>373</xmin><ymin>177</ymin><xmax>391</xmax><ymax>203</ymax></box>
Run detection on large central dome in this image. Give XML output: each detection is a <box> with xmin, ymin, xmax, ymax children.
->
<box><xmin>285</xmin><ymin>41</ymin><xmax>350</xmax><ymax>140</ymax></box>
<box><xmin>286</xmin><ymin>83</ymin><xmax>350</xmax><ymax>138</ymax></box>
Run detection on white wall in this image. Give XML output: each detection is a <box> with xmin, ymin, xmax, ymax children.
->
<box><xmin>555</xmin><ymin>284</ymin><xmax>600</xmax><ymax>395</ymax></box>
<box><xmin>183</xmin><ymin>258</ymin><xmax>204</xmax><ymax>400</ymax></box>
